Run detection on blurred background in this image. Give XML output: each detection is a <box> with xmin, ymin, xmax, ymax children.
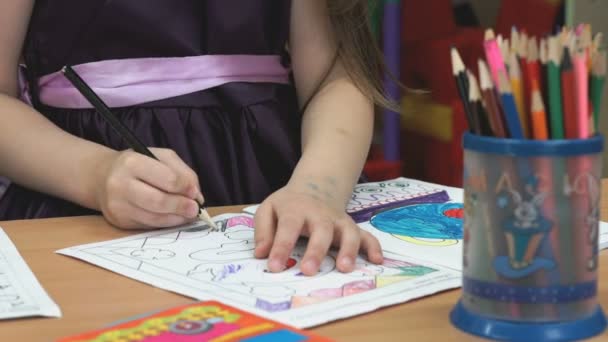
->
<box><xmin>365</xmin><ymin>0</ymin><xmax>608</xmax><ymax>187</ymax></box>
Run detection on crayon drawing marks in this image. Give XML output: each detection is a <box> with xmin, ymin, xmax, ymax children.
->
<box><xmin>77</xmin><ymin>215</ymin><xmax>440</xmax><ymax>314</ymax></box>
<box><xmin>370</xmin><ymin>203</ymin><xmax>464</xmax><ymax>246</ymax></box>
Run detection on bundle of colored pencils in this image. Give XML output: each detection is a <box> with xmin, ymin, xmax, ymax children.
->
<box><xmin>452</xmin><ymin>25</ymin><xmax>606</xmax><ymax>140</ymax></box>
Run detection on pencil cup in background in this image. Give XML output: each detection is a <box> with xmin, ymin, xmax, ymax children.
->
<box><xmin>450</xmin><ymin>133</ymin><xmax>607</xmax><ymax>341</ymax></box>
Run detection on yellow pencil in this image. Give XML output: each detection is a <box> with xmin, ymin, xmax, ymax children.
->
<box><xmin>508</xmin><ymin>51</ymin><xmax>529</xmax><ymax>137</ymax></box>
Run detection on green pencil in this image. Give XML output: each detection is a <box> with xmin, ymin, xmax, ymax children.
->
<box><xmin>547</xmin><ymin>37</ymin><xmax>565</xmax><ymax>139</ymax></box>
<box><xmin>590</xmin><ymin>51</ymin><xmax>606</xmax><ymax>132</ymax></box>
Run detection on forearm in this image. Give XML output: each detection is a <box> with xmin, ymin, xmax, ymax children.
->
<box><xmin>0</xmin><ymin>94</ymin><xmax>116</xmax><ymax>209</ymax></box>
<box><xmin>289</xmin><ymin>77</ymin><xmax>373</xmax><ymax>210</ymax></box>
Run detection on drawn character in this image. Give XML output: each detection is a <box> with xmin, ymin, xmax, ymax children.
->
<box><xmin>494</xmin><ymin>177</ymin><xmax>555</xmax><ymax>278</ymax></box>
<box><xmin>370</xmin><ymin>202</ymin><xmax>463</xmax><ymax>246</ymax></box>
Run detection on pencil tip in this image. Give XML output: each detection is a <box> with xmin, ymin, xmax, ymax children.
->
<box><xmin>484</xmin><ymin>29</ymin><xmax>495</xmax><ymax>41</ymax></box>
<box><xmin>451</xmin><ymin>48</ymin><xmax>465</xmax><ymax>75</ymax></box>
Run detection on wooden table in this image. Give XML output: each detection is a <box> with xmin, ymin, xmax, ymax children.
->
<box><xmin>1</xmin><ymin>184</ymin><xmax>608</xmax><ymax>342</ymax></box>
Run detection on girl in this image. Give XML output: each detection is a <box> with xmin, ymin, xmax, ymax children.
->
<box><xmin>0</xmin><ymin>0</ymin><xmax>388</xmax><ymax>275</ymax></box>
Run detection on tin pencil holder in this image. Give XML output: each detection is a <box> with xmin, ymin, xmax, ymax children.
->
<box><xmin>450</xmin><ymin>133</ymin><xmax>607</xmax><ymax>341</ymax></box>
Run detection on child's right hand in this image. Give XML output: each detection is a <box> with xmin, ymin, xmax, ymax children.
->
<box><xmin>95</xmin><ymin>148</ymin><xmax>203</xmax><ymax>229</ymax></box>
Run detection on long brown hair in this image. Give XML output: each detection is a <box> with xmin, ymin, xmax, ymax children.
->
<box><xmin>326</xmin><ymin>0</ymin><xmax>398</xmax><ymax>110</ymax></box>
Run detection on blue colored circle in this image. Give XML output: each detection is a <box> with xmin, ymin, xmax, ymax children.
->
<box><xmin>370</xmin><ymin>203</ymin><xmax>463</xmax><ymax>240</ymax></box>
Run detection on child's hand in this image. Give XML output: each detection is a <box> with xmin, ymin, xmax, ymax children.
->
<box><xmin>95</xmin><ymin>148</ymin><xmax>203</xmax><ymax>229</ymax></box>
<box><xmin>253</xmin><ymin>185</ymin><xmax>383</xmax><ymax>276</ymax></box>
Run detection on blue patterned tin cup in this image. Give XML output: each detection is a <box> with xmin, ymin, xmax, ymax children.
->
<box><xmin>450</xmin><ymin>133</ymin><xmax>607</xmax><ymax>341</ymax></box>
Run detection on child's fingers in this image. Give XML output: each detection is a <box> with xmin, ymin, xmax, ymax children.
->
<box><xmin>300</xmin><ymin>219</ymin><xmax>333</xmax><ymax>275</ymax></box>
<box><xmin>360</xmin><ymin>230</ymin><xmax>383</xmax><ymax>264</ymax></box>
<box><xmin>114</xmin><ymin>203</ymin><xmax>192</xmax><ymax>229</ymax></box>
<box><xmin>126</xmin><ymin>179</ymin><xmax>199</xmax><ymax>218</ymax></box>
<box><xmin>253</xmin><ymin>203</ymin><xmax>276</xmax><ymax>259</ymax></box>
<box><xmin>267</xmin><ymin>214</ymin><xmax>304</xmax><ymax>273</ymax></box>
<box><xmin>153</xmin><ymin>149</ymin><xmax>201</xmax><ymax>199</ymax></box>
<box><xmin>334</xmin><ymin>219</ymin><xmax>361</xmax><ymax>272</ymax></box>
<box><xmin>122</xmin><ymin>151</ymin><xmax>185</xmax><ymax>195</ymax></box>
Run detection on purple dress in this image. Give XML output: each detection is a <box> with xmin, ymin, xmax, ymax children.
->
<box><xmin>0</xmin><ymin>0</ymin><xmax>301</xmax><ymax>219</ymax></box>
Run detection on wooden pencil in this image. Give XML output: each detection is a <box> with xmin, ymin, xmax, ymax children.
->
<box><xmin>539</xmin><ymin>37</ymin><xmax>549</xmax><ymax>109</ymax></box>
<box><xmin>511</xmin><ymin>26</ymin><xmax>520</xmax><ymax>54</ymax></box>
<box><xmin>479</xmin><ymin>59</ymin><xmax>507</xmax><ymax>138</ymax></box>
<box><xmin>61</xmin><ymin>66</ymin><xmax>217</xmax><ymax>229</ymax></box>
<box><xmin>484</xmin><ymin>29</ymin><xmax>507</xmax><ymax>87</ymax></box>
<box><xmin>530</xmin><ymin>79</ymin><xmax>549</xmax><ymax>140</ymax></box>
<box><xmin>547</xmin><ymin>36</ymin><xmax>565</xmax><ymax>139</ymax></box>
<box><xmin>573</xmin><ymin>49</ymin><xmax>589</xmax><ymax>138</ymax></box>
<box><xmin>591</xmin><ymin>50</ymin><xmax>606</xmax><ymax>132</ymax></box>
<box><xmin>508</xmin><ymin>51</ymin><xmax>528</xmax><ymax>137</ymax></box>
<box><xmin>497</xmin><ymin>70</ymin><xmax>524</xmax><ymax>139</ymax></box>
<box><xmin>467</xmin><ymin>70</ymin><xmax>493</xmax><ymax>136</ymax></box>
<box><xmin>561</xmin><ymin>47</ymin><xmax>577</xmax><ymax>139</ymax></box>
<box><xmin>451</xmin><ymin>47</ymin><xmax>479</xmax><ymax>133</ymax></box>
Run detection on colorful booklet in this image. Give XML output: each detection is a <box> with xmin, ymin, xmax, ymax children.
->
<box><xmin>59</xmin><ymin>301</ymin><xmax>331</xmax><ymax>342</ymax></box>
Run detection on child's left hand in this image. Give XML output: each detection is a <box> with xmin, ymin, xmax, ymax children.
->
<box><xmin>253</xmin><ymin>184</ymin><xmax>383</xmax><ymax>276</ymax></box>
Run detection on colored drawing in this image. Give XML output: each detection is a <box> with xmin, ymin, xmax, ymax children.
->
<box><xmin>370</xmin><ymin>203</ymin><xmax>464</xmax><ymax>247</ymax></box>
<box><xmin>57</xmin><ymin>213</ymin><xmax>461</xmax><ymax>328</ymax></box>
<box><xmin>346</xmin><ymin>178</ymin><xmax>453</xmax><ymax>222</ymax></box>
<box><xmin>58</xmin><ymin>301</ymin><xmax>330</xmax><ymax>342</ymax></box>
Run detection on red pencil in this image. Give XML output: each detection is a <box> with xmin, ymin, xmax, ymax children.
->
<box><xmin>561</xmin><ymin>47</ymin><xmax>577</xmax><ymax>139</ymax></box>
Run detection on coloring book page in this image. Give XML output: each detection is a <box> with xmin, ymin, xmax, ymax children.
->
<box><xmin>57</xmin><ymin>214</ymin><xmax>460</xmax><ymax>328</ymax></box>
<box><xmin>600</xmin><ymin>222</ymin><xmax>608</xmax><ymax>250</ymax></box>
<box><xmin>0</xmin><ymin>228</ymin><xmax>61</xmax><ymax>319</ymax></box>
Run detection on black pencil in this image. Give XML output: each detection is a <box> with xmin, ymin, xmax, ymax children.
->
<box><xmin>61</xmin><ymin>66</ymin><xmax>216</xmax><ymax>229</ymax></box>
<box><xmin>466</xmin><ymin>70</ymin><xmax>493</xmax><ymax>136</ymax></box>
<box><xmin>451</xmin><ymin>47</ymin><xmax>479</xmax><ymax>134</ymax></box>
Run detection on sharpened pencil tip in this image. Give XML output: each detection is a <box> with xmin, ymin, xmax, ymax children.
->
<box><xmin>451</xmin><ymin>48</ymin><xmax>465</xmax><ymax>76</ymax></box>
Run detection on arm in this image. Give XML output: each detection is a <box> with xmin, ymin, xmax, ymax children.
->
<box><xmin>254</xmin><ymin>0</ymin><xmax>382</xmax><ymax>275</ymax></box>
<box><xmin>0</xmin><ymin>0</ymin><xmax>110</xmax><ymax>209</ymax></box>
<box><xmin>0</xmin><ymin>1</ymin><xmax>199</xmax><ymax>227</ymax></box>
<box><xmin>289</xmin><ymin>0</ymin><xmax>374</xmax><ymax>212</ymax></box>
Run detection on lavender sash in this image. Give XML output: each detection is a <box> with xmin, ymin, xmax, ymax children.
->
<box><xmin>21</xmin><ymin>55</ymin><xmax>290</xmax><ymax>108</ymax></box>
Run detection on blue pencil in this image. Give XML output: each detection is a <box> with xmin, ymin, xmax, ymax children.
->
<box><xmin>497</xmin><ymin>70</ymin><xmax>524</xmax><ymax>139</ymax></box>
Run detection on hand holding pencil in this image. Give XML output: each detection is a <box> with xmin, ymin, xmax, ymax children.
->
<box><xmin>61</xmin><ymin>66</ymin><xmax>216</xmax><ymax>230</ymax></box>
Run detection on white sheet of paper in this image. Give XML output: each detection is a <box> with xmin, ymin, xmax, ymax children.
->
<box><xmin>57</xmin><ymin>214</ymin><xmax>460</xmax><ymax>328</ymax></box>
<box><xmin>600</xmin><ymin>222</ymin><xmax>608</xmax><ymax>250</ymax></box>
<box><xmin>0</xmin><ymin>227</ymin><xmax>61</xmax><ymax>319</ymax></box>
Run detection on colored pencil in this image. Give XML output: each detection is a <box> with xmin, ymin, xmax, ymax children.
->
<box><xmin>451</xmin><ymin>47</ymin><xmax>478</xmax><ymax>133</ymax></box>
<box><xmin>573</xmin><ymin>50</ymin><xmax>589</xmax><ymax>138</ymax></box>
<box><xmin>510</xmin><ymin>26</ymin><xmax>520</xmax><ymax>54</ymax></box>
<box><xmin>539</xmin><ymin>37</ymin><xmax>549</xmax><ymax>109</ymax></box>
<box><xmin>547</xmin><ymin>36</ymin><xmax>565</xmax><ymax>139</ymax></box>
<box><xmin>478</xmin><ymin>59</ymin><xmax>507</xmax><ymax>138</ymax></box>
<box><xmin>467</xmin><ymin>70</ymin><xmax>493</xmax><ymax>136</ymax></box>
<box><xmin>508</xmin><ymin>51</ymin><xmax>528</xmax><ymax>137</ymax></box>
<box><xmin>561</xmin><ymin>47</ymin><xmax>577</xmax><ymax>139</ymax></box>
<box><xmin>61</xmin><ymin>66</ymin><xmax>217</xmax><ymax>229</ymax></box>
<box><xmin>497</xmin><ymin>70</ymin><xmax>524</xmax><ymax>139</ymax></box>
<box><xmin>530</xmin><ymin>79</ymin><xmax>549</xmax><ymax>140</ymax></box>
<box><xmin>590</xmin><ymin>50</ymin><xmax>606</xmax><ymax>132</ymax></box>
<box><xmin>484</xmin><ymin>29</ymin><xmax>507</xmax><ymax>88</ymax></box>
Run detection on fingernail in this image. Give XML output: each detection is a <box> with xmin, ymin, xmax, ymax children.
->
<box><xmin>269</xmin><ymin>259</ymin><xmax>284</xmax><ymax>272</ymax></box>
<box><xmin>340</xmin><ymin>257</ymin><xmax>353</xmax><ymax>268</ymax></box>
<box><xmin>196</xmin><ymin>191</ymin><xmax>205</xmax><ymax>204</ymax></box>
<box><xmin>303</xmin><ymin>260</ymin><xmax>318</xmax><ymax>274</ymax></box>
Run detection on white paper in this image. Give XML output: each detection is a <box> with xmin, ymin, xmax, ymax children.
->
<box><xmin>0</xmin><ymin>228</ymin><xmax>61</xmax><ymax>319</ymax></box>
<box><xmin>600</xmin><ymin>222</ymin><xmax>608</xmax><ymax>250</ymax></box>
<box><xmin>57</xmin><ymin>214</ymin><xmax>460</xmax><ymax>328</ymax></box>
